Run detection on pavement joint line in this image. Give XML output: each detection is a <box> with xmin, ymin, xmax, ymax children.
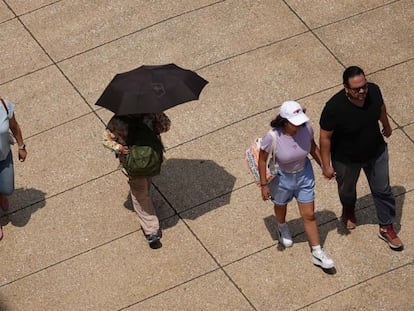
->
<box><xmin>151</xmin><ymin>183</ymin><xmax>258</xmax><ymax>310</ymax></box>
<box><xmin>295</xmin><ymin>260</ymin><xmax>414</xmax><ymax>310</ymax></box>
<box><xmin>0</xmin><ymin>170</ymin><xmax>117</xmax><ymax>219</ymax></box>
<box><xmin>44</xmin><ymin>0</ymin><xmax>226</xmax><ymax>65</ymax></box>
<box><xmin>310</xmin><ymin>0</ymin><xmax>402</xmax><ymax>31</ymax></box>
<box><xmin>2</xmin><ymin>0</ymin><xmax>63</xmax><ymax>18</ymax></box>
<box><xmin>117</xmin><ymin>267</ymin><xmax>222</xmax><ymax>310</ymax></box>
<box><xmin>0</xmin><ymin>229</ymin><xmax>138</xmax><ymax>289</ymax></box>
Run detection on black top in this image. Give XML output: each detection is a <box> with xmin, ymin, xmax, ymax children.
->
<box><xmin>319</xmin><ymin>82</ymin><xmax>386</xmax><ymax>163</ymax></box>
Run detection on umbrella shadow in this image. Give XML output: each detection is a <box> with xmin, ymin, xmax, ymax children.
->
<box><xmin>335</xmin><ymin>185</ymin><xmax>406</xmax><ymax>235</ymax></box>
<box><xmin>0</xmin><ymin>187</ymin><xmax>47</xmax><ymax>227</ymax></box>
<box><xmin>264</xmin><ymin>209</ymin><xmax>339</xmax><ymax>250</ymax></box>
<box><xmin>122</xmin><ymin>158</ymin><xmax>236</xmax><ymax>229</ymax></box>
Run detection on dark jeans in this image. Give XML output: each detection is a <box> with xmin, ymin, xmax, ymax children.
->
<box><xmin>332</xmin><ymin>146</ymin><xmax>395</xmax><ymax>227</ymax></box>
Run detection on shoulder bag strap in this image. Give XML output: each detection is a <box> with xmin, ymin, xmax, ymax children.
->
<box><xmin>268</xmin><ymin>129</ymin><xmax>277</xmax><ymax>163</ymax></box>
<box><xmin>0</xmin><ymin>98</ymin><xmax>9</xmax><ymax>115</ymax></box>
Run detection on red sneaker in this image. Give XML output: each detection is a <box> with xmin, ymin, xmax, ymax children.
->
<box><xmin>378</xmin><ymin>225</ymin><xmax>403</xmax><ymax>251</ymax></box>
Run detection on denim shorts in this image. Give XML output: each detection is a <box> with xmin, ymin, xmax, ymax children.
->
<box><xmin>0</xmin><ymin>151</ymin><xmax>14</xmax><ymax>195</ymax></box>
<box><xmin>269</xmin><ymin>158</ymin><xmax>315</xmax><ymax>205</ymax></box>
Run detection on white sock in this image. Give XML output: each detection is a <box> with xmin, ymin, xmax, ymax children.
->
<box><xmin>311</xmin><ymin>245</ymin><xmax>321</xmax><ymax>252</ymax></box>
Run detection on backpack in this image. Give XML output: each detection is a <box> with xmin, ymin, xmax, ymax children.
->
<box><xmin>245</xmin><ymin>129</ymin><xmax>278</xmax><ymax>186</ymax></box>
<box><xmin>123</xmin><ymin>118</ymin><xmax>164</xmax><ymax>177</ymax></box>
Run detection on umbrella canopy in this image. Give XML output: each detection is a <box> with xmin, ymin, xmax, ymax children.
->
<box><xmin>95</xmin><ymin>63</ymin><xmax>208</xmax><ymax>115</ymax></box>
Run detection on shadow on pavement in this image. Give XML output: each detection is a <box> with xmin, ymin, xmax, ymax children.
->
<box><xmin>263</xmin><ymin>185</ymin><xmax>406</xmax><ymax>246</ymax></box>
<box><xmin>336</xmin><ymin>185</ymin><xmax>405</xmax><ymax>235</ymax></box>
<box><xmin>122</xmin><ymin>158</ymin><xmax>236</xmax><ymax>229</ymax></box>
<box><xmin>0</xmin><ymin>187</ymin><xmax>46</xmax><ymax>227</ymax></box>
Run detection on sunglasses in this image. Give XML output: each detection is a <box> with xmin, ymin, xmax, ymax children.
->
<box><xmin>347</xmin><ymin>83</ymin><xmax>368</xmax><ymax>92</ymax></box>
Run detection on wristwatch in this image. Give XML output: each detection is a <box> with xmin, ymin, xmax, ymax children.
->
<box><xmin>18</xmin><ymin>144</ymin><xmax>26</xmax><ymax>150</ymax></box>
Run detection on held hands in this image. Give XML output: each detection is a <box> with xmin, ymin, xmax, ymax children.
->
<box><xmin>322</xmin><ymin>165</ymin><xmax>336</xmax><ymax>180</ymax></box>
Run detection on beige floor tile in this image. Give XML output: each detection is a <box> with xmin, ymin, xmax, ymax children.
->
<box><xmin>304</xmin><ymin>264</ymin><xmax>414</xmax><ymax>311</ymax></box>
<box><xmin>286</xmin><ymin>0</ymin><xmax>394</xmax><ymax>29</ymax></box>
<box><xmin>0</xmin><ymin>2</ymin><xmax>14</xmax><ymax>22</ymax></box>
<box><xmin>224</xmin><ymin>220</ymin><xmax>411</xmax><ymax>310</ymax></box>
<box><xmin>180</xmin><ymin>183</ymin><xmax>338</xmax><ymax>265</ymax></box>
<box><xmin>13</xmin><ymin>113</ymin><xmax>115</xmax><ymax>201</ymax></box>
<box><xmin>0</xmin><ymin>66</ymin><xmax>92</xmax><ymax>137</ymax></box>
<box><xmin>20</xmin><ymin>0</ymin><xmax>219</xmax><ymax>61</ymax></box>
<box><xmin>161</xmin><ymin>32</ymin><xmax>342</xmax><ymax>148</ymax></box>
<box><xmin>305</xmin><ymin>193</ymin><xmax>414</xmax><ymax>310</ymax></box>
<box><xmin>387</xmin><ymin>129</ymin><xmax>414</xmax><ymax>192</ymax></box>
<box><xmin>58</xmin><ymin>0</ymin><xmax>308</xmax><ymax>113</ymax></box>
<box><xmin>6</xmin><ymin>0</ymin><xmax>59</xmax><ymax>15</ymax></box>
<box><xmin>369</xmin><ymin>60</ymin><xmax>414</xmax><ymax>127</ymax></box>
<box><xmin>404</xmin><ymin>123</ymin><xmax>414</xmax><ymax>141</ymax></box>
<box><xmin>0</xmin><ymin>171</ymin><xmax>174</xmax><ymax>285</ymax></box>
<box><xmin>126</xmin><ymin>270</ymin><xmax>254</xmax><ymax>311</ymax></box>
<box><xmin>0</xmin><ymin>19</ymin><xmax>51</xmax><ymax>83</ymax></box>
<box><xmin>315</xmin><ymin>0</ymin><xmax>414</xmax><ymax>73</ymax></box>
<box><xmin>0</xmin><ymin>217</ymin><xmax>218</xmax><ymax>310</ymax></box>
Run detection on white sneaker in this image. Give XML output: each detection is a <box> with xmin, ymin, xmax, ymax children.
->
<box><xmin>277</xmin><ymin>223</ymin><xmax>293</xmax><ymax>248</ymax></box>
<box><xmin>312</xmin><ymin>249</ymin><xmax>334</xmax><ymax>269</ymax></box>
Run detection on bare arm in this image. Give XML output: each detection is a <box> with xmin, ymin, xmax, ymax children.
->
<box><xmin>310</xmin><ymin>138</ymin><xmax>322</xmax><ymax>168</ymax></box>
<box><xmin>258</xmin><ymin>149</ymin><xmax>271</xmax><ymax>200</ymax></box>
<box><xmin>9</xmin><ymin>114</ymin><xmax>27</xmax><ymax>162</ymax></box>
<box><xmin>319</xmin><ymin>128</ymin><xmax>335</xmax><ymax>179</ymax></box>
<box><xmin>379</xmin><ymin>103</ymin><xmax>392</xmax><ymax>138</ymax></box>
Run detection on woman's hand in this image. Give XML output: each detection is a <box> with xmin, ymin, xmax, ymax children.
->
<box><xmin>261</xmin><ymin>185</ymin><xmax>271</xmax><ymax>201</ymax></box>
<box><xmin>18</xmin><ymin>149</ymin><xmax>27</xmax><ymax>162</ymax></box>
<box><xmin>119</xmin><ymin>145</ymin><xmax>129</xmax><ymax>155</ymax></box>
<box><xmin>322</xmin><ymin>165</ymin><xmax>336</xmax><ymax>179</ymax></box>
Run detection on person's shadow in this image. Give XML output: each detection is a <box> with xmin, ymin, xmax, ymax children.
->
<box><xmin>336</xmin><ymin>185</ymin><xmax>406</xmax><ymax>235</ymax></box>
<box><xmin>0</xmin><ymin>187</ymin><xmax>46</xmax><ymax>227</ymax></box>
<box><xmin>263</xmin><ymin>185</ymin><xmax>406</xmax><ymax>246</ymax></box>
<box><xmin>122</xmin><ymin>158</ymin><xmax>236</xmax><ymax>229</ymax></box>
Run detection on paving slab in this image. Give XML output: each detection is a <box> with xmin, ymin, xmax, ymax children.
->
<box><xmin>224</xmin><ymin>220</ymin><xmax>411</xmax><ymax>310</ymax></box>
<box><xmin>369</xmin><ymin>59</ymin><xmax>414</xmax><ymax>127</ymax></box>
<box><xmin>0</xmin><ymin>217</ymin><xmax>218</xmax><ymax>310</ymax></box>
<box><xmin>125</xmin><ymin>269</ymin><xmax>254</xmax><ymax>311</ymax></box>
<box><xmin>58</xmin><ymin>0</ymin><xmax>308</xmax><ymax>114</ymax></box>
<box><xmin>0</xmin><ymin>171</ymin><xmax>174</xmax><ymax>285</ymax></box>
<box><xmin>20</xmin><ymin>0</ymin><xmax>219</xmax><ymax>61</ymax></box>
<box><xmin>0</xmin><ymin>2</ymin><xmax>14</xmax><ymax>22</ymax></box>
<box><xmin>314</xmin><ymin>0</ymin><xmax>414</xmax><ymax>73</ymax></box>
<box><xmin>13</xmin><ymin>113</ymin><xmax>114</xmax><ymax>203</ymax></box>
<box><xmin>162</xmin><ymin>32</ymin><xmax>343</xmax><ymax>148</ymax></box>
<box><xmin>0</xmin><ymin>19</ymin><xmax>51</xmax><ymax>84</ymax></box>
<box><xmin>0</xmin><ymin>66</ymin><xmax>92</xmax><ymax>137</ymax></box>
<box><xmin>1</xmin><ymin>0</ymin><xmax>413</xmax><ymax>310</ymax></box>
<box><xmin>6</xmin><ymin>1</ymin><xmax>59</xmax><ymax>16</ymax></box>
<box><xmin>304</xmin><ymin>263</ymin><xmax>414</xmax><ymax>311</ymax></box>
<box><xmin>285</xmin><ymin>0</ymin><xmax>395</xmax><ymax>29</ymax></box>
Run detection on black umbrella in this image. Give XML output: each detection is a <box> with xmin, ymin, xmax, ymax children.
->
<box><xmin>95</xmin><ymin>63</ymin><xmax>208</xmax><ymax>115</ymax></box>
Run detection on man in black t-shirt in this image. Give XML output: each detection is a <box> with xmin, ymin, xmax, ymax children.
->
<box><xmin>319</xmin><ymin>66</ymin><xmax>403</xmax><ymax>251</ymax></box>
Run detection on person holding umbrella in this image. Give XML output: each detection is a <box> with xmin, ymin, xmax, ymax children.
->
<box><xmin>98</xmin><ymin>64</ymin><xmax>208</xmax><ymax>249</ymax></box>
<box><xmin>103</xmin><ymin>112</ymin><xmax>170</xmax><ymax>249</ymax></box>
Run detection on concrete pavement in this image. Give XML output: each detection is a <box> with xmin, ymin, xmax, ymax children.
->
<box><xmin>0</xmin><ymin>0</ymin><xmax>413</xmax><ymax>310</ymax></box>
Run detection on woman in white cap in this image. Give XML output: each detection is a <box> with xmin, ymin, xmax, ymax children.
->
<box><xmin>258</xmin><ymin>100</ymin><xmax>334</xmax><ymax>270</ymax></box>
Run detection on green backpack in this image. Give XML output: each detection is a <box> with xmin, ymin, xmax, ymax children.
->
<box><xmin>123</xmin><ymin>118</ymin><xmax>164</xmax><ymax>177</ymax></box>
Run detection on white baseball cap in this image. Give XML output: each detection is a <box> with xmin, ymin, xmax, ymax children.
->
<box><xmin>280</xmin><ymin>100</ymin><xmax>309</xmax><ymax>126</ymax></box>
